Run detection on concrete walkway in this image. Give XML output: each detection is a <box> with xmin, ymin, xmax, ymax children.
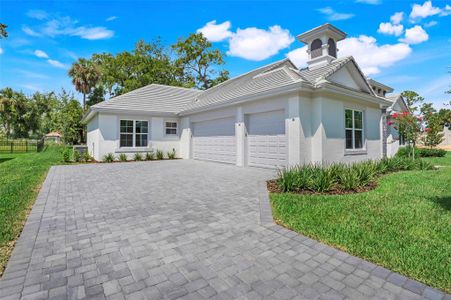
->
<box><xmin>0</xmin><ymin>160</ymin><xmax>447</xmax><ymax>299</ymax></box>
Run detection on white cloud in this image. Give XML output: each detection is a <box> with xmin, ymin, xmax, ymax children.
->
<box><xmin>34</xmin><ymin>49</ymin><xmax>49</xmax><ymax>59</ymax></box>
<box><xmin>400</xmin><ymin>25</ymin><xmax>429</xmax><ymax>44</ymax></box>
<box><xmin>0</xmin><ymin>47</ymin><xmax>3</xmax><ymax>55</ymax></box>
<box><xmin>287</xmin><ymin>35</ymin><xmax>412</xmax><ymax>75</ymax></box>
<box><xmin>424</xmin><ymin>20</ymin><xmax>438</xmax><ymax>27</ymax></box>
<box><xmin>378</xmin><ymin>22</ymin><xmax>404</xmax><ymax>36</ymax></box>
<box><xmin>106</xmin><ymin>16</ymin><xmax>117</xmax><ymax>22</ymax></box>
<box><xmin>390</xmin><ymin>12</ymin><xmax>404</xmax><ymax>24</ymax></box>
<box><xmin>228</xmin><ymin>25</ymin><xmax>294</xmax><ymax>61</ymax></box>
<box><xmin>317</xmin><ymin>7</ymin><xmax>354</xmax><ymax>21</ymax></box>
<box><xmin>22</xmin><ymin>25</ymin><xmax>42</xmax><ymax>37</ymax></box>
<box><xmin>355</xmin><ymin>0</ymin><xmax>381</xmax><ymax>4</ymax></box>
<box><xmin>23</xmin><ymin>16</ymin><xmax>114</xmax><ymax>40</ymax></box>
<box><xmin>27</xmin><ymin>9</ymin><xmax>48</xmax><ymax>20</ymax></box>
<box><xmin>47</xmin><ymin>59</ymin><xmax>67</xmax><ymax>69</ymax></box>
<box><xmin>410</xmin><ymin>1</ymin><xmax>441</xmax><ymax>19</ymax></box>
<box><xmin>197</xmin><ymin>20</ymin><xmax>232</xmax><ymax>42</ymax></box>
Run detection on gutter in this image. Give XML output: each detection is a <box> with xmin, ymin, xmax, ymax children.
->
<box><xmin>81</xmin><ymin>107</ymin><xmax>178</xmax><ymax>124</ymax></box>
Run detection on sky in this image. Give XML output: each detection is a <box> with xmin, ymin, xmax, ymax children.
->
<box><xmin>0</xmin><ymin>0</ymin><xmax>450</xmax><ymax>108</ymax></box>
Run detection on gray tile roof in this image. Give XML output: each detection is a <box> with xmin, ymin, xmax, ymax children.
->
<box><xmin>92</xmin><ymin>84</ymin><xmax>202</xmax><ymax>114</ymax></box>
<box><xmin>86</xmin><ymin>56</ymin><xmax>383</xmax><ymax>121</ymax></box>
<box><xmin>182</xmin><ymin>59</ymin><xmax>304</xmax><ymax>112</ymax></box>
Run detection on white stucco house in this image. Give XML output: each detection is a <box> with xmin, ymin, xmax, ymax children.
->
<box><xmin>82</xmin><ymin>24</ymin><xmax>407</xmax><ymax>168</ymax></box>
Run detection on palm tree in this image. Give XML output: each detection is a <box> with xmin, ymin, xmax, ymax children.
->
<box><xmin>68</xmin><ymin>58</ymin><xmax>100</xmax><ymax>110</ymax></box>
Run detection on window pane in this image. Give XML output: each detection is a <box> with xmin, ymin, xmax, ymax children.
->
<box><xmin>165</xmin><ymin>122</ymin><xmax>177</xmax><ymax>128</ymax></box>
<box><xmin>354</xmin><ymin>111</ymin><xmax>363</xmax><ymax>129</ymax></box>
<box><xmin>120</xmin><ymin>134</ymin><xmax>133</xmax><ymax>147</ymax></box>
<box><xmin>354</xmin><ymin>130</ymin><xmax>363</xmax><ymax>149</ymax></box>
<box><xmin>166</xmin><ymin>128</ymin><xmax>177</xmax><ymax>135</ymax></box>
<box><xmin>135</xmin><ymin>121</ymin><xmax>148</xmax><ymax>134</ymax></box>
<box><xmin>120</xmin><ymin>120</ymin><xmax>133</xmax><ymax>133</ymax></box>
<box><xmin>345</xmin><ymin>130</ymin><xmax>353</xmax><ymax>149</ymax></box>
<box><xmin>135</xmin><ymin>134</ymin><xmax>147</xmax><ymax>147</ymax></box>
<box><xmin>345</xmin><ymin>110</ymin><xmax>353</xmax><ymax>128</ymax></box>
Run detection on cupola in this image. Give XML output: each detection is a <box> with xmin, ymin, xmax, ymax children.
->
<box><xmin>296</xmin><ymin>24</ymin><xmax>347</xmax><ymax>69</ymax></box>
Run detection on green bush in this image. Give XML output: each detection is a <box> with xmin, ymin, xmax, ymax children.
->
<box><xmin>167</xmin><ymin>150</ymin><xmax>176</xmax><ymax>159</ymax></box>
<box><xmin>73</xmin><ymin>150</ymin><xmax>81</xmax><ymax>162</ymax></box>
<box><xmin>277</xmin><ymin>156</ymin><xmax>435</xmax><ymax>194</ymax></box>
<box><xmin>396</xmin><ymin>146</ymin><xmax>446</xmax><ymax>158</ymax></box>
<box><xmin>62</xmin><ymin>148</ymin><xmax>71</xmax><ymax>162</ymax></box>
<box><xmin>82</xmin><ymin>151</ymin><xmax>92</xmax><ymax>162</ymax></box>
<box><xmin>119</xmin><ymin>153</ymin><xmax>127</xmax><ymax>162</ymax></box>
<box><xmin>103</xmin><ymin>153</ymin><xmax>114</xmax><ymax>163</ymax></box>
<box><xmin>134</xmin><ymin>153</ymin><xmax>143</xmax><ymax>161</ymax></box>
<box><xmin>156</xmin><ymin>150</ymin><xmax>164</xmax><ymax>160</ymax></box>
<box><xmin>145</xmin><ymin>151</ymin><xmax>155</xmax><ymax>161</ymax></box>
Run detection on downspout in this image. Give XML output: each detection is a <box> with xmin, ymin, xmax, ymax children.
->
<box><xmin>381</xmin><ymin>108</ymin><xmax>387</xmax><ymax>158</ymax></box>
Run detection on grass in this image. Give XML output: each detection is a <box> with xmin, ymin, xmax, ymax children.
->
<box><xmin>0</xmin><ymin>145</ymin><xmax>65</xmax><ymax>276</ymax></box>
<box><xmin>270</xmin><ymin>153</ymin><xmax>451</xmax><ymax>292</ymax></box>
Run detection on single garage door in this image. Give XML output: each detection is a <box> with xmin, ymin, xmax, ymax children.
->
<box><xmin>247</xmin><ymin>110</ymin><xmax>287</xmax><ymax>168</ymax></box>
<box><xmin>192</xmin><ymin>117</ymin><xmax>236</xmax><ymax>164</ymax></box>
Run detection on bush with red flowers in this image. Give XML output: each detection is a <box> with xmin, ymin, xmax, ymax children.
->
<box><xmin>390</xmin><ymin>111</ymin><xmax>422</xmax><ymax>159</ymax></box>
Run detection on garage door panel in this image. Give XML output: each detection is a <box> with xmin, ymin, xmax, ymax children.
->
<box><xmin>247</xmin><ymin>110</ymin><xmax>287</xmax><ymax>168</ymax></box>
<box><xmin>192</xmin><ymin>117</ymin><xmax>236</xmax><ymax>164</ymax></box>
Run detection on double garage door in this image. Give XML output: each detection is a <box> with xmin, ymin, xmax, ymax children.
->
<box><xmin>192</xmin><ymin>110</ymin><xmax>287</xmax><ymax>168</ymax></box>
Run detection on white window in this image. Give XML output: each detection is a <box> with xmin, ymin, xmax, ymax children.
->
<box><xmin>345</xmin><ymin>109</ymin><xmax>364</xmax><ymax>150</ymax></box>
<box><xmin>165</xmin><ymin>121</ymin><xmax>177</xmax><ymax>135</ymax></box>
<box><xmin>120</xmin><ymin>120</ymin><xmax>148</xmax><ymax>147</ymax></box>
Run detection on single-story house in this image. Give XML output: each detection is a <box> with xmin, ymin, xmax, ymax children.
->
<box><xmin>82</xmin><ymin>23</ymin><xmax>407</xmax><ymax>168</ymax></box>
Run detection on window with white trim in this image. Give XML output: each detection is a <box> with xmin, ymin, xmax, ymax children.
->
<box><xmin>165</xmin><ymin>121</ymin><xmax>177</xmax><ymax>135</ymax></box>
<box><xmin>120</xmin><ymin>120</ymin><xmax>148</xmax><ymax>147</ymax></box>
<box><xmin>345</xmin><ymin>109</ymin><xmax>364</xmax><ymax>150</ymax></box>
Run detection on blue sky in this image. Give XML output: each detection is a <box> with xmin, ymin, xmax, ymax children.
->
<box><xmin>0</xmin><ymin>0</ymin><xmax>450</xmax><ymax>108</ymax></box>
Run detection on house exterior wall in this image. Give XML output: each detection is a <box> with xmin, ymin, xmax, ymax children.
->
<box><xmin>310</xmin><ymin>94</ymin><xmax>383</xmax><ymax>164</ymax></box>
<box><xmin>86</xmin><ymin>113</ymin><xmax>180</xmax><ymax>161</ymax></box>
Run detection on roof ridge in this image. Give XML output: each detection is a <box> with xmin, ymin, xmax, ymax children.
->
<box><xmin>200</xmin><ymin>58</ymin><xmax>292</xmax><ymax>97</ymax></box>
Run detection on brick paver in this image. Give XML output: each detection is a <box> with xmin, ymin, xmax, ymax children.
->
<box><xmin>0</xmin><ymin>160</ymin><xmax>447</xmax><ymax>299</ymax></box>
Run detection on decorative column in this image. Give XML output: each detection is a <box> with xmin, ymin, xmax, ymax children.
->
<box><xmin>381</xmin><ymin>108</ymin><xmax>388</xmax><ymax>158</ymax></box>
<box><xmin>235</xmin><ymin>106</ymin><xmax>246</xmax><ymax>167</ymax></box>
<box><xmin>287</xmin><ymin>95</ymin><xmax>301</xmax><ymax>166</ymax></box>
<box><xmin>180</xmin><ymin>117</ymin><xmax>191</xmax><ymax>159</ymax></box>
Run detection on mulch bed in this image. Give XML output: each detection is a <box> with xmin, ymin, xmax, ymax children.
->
<box><xmin>267</xmin><ymin>179</ymin><xmax>378</xmax><ymax>195</ymax></box>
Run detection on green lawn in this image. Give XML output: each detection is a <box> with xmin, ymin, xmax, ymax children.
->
<box><xmin>271</xmin><ymin>153</ymin><xmax>451</xmax><ymax>292</ymax></box>
<box><xmin>0</xmin><ymin>146</ymin><xmax>65</xmax><ymax>275</ymax></box>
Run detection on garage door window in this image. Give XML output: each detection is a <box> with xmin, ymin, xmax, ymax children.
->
<box><xmin>345</xmin><ymin>109</ymin><xmax>364</xmax><ymax>150</ymax></box>
<box><xmin>120</xmin><ymin>120</ymin><xmax>148</xmax><ymax>147</ymax></box>
<box><xmin>165</xmin><ymin>122</ymin><xmax>177</xmax><ymax>135</ymax></box>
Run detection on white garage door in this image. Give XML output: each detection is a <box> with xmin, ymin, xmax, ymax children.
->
<box><xmin>192</xmin><ymin>117</ymin><xmax>236</xmax><ymax>164</ymax></box>
<box><xmin>247</xmin><ymin>110</ymin><xmax>287</xmax><ymax>168</ymax></box>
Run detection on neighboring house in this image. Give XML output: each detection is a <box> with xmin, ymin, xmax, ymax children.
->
<box><xmin>44</xmin><ymin>131</ymin><xmax>62</xmax><ymax>143</ymax></box>
<box><xmin>82</xmin><ymin>23</ymin><xmax>406</xmax><ymax>168</ymax></box>
<box><xmin>385</xmin><ymin>94</ymin><xmax>409</xmax><ymax>157</ymax></box>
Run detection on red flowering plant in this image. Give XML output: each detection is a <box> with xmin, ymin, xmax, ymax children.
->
<box><xmin>390</xmin><ymin>111</ymin><xmax>422</xmax><ymax>159</ymax></box>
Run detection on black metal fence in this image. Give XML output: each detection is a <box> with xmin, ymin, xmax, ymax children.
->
<box><xmin>0</xmin><ymin>139</ymin><xmax>45</xmax><ymax>153</ymax></box>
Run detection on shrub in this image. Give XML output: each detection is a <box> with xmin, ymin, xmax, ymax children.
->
<box><xmin>73</xmin><ymin>150</ymin><xmax>81</xmax><ymax>162</ymax></box>
<box><xmin>62</xmin><ymin>148</ymin><xmax>71</xmax><ymax>162</ymax></box>
<box><xmin>103</xmin><ymin>153</ymin><xmax>114</xmax><ymax>163</ymax></box>
<box><xmin>134</xmin><ymin>153</ymin><xmax>143</xmax><ymax>161</ymax></box>
<box><xmin>82</xmin><ymin>151</ymin><xmax>92</xmax><ymax>162</ymax></box>
<box><xmin>337</xmin><ymin>167</ymin><xmax>359</xmax><ymax>191</ymax></box>
<box><xmin>167</xmin><ymin>149</ymin><xmax>176</xmax><ymax>159</ymax></box>
<box><xmin>418</xmin><ymin>148</ymin><xmax>446</xmax><ymax>157</ymax></box>
<box><xmin>119</xmin><ymin>153</ymin><xmax>127</xmax><ymax>162</ymax></box>
<box><xmin>309</xmin><ymin>165</ymin><xmax>335</xmax><ymax>192</ymax></box>
<box><xmin>145</xmin><ymin>151</ymin><xmax>155</xmax><ymax>161</ymax></box>
<box><xmin>277</xmin><ymin>168</ymin><xmax>298</xmax><ymax>192</ymax></box>
<box><xmin>156</xmin><ymin>149</ymin><xmax>164</xmax><ymax>160</ymax></box>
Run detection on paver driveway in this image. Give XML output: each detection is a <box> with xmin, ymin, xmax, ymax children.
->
<box><xmin>0</xmin><ymin>160</ymin><xmax>447</xmax><ymax>300</ymax></box>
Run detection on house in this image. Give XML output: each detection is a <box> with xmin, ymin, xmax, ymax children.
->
<box><xmin>44</xmin><ymin>131</ymin><xmax>62</xmax><ymax>143</ymax></box>
<box><xmin>82</xmin><ymin>23</ymin><xmax>407</xmax><ymax>168</ymax></box>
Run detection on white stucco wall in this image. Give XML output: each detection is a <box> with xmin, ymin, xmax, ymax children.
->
<box><xmin>86</xmin><ymin>113</ymin><xmax>181</xmax><ymax>161</ymax></box>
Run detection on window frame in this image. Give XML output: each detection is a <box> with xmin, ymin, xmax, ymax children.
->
<box><xmin>164</xmin><ymin>120</ymin><xmax>178</xmax><ymax>136</ymax></box>
<box><xmin>344</xmin><ymin>108</ymin><xmax>365</xmax><ymax>151</ymax></box>
<box><xmin>119</xmin><ymin>119</ymin><xmax>149</xmax><ymax>148</ymax></box>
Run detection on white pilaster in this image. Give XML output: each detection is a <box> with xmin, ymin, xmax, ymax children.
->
<box><xmin>180</xmin><ymin>117</ymin><xmax>191</xmax><ymax>159</ymax></box>
<box><xmin>235</xmin><ymin>106</ymin><xmax>246</xmax><ymax>167</ymax></box>
<box><xmin>311</xmin><ymin>96</ymin><xmax>324</xmax><ymax>164</ymax></box>
<box><xmin>287</xmin><ymin>95</ymin><xmax>301</xmax><ymax>167</ymax></box>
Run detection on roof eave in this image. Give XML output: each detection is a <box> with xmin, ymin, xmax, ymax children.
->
<box><xmin>81</xmin><ymin>107</ymin><xmax>179</xmax><ymax>124</ymax></box>
<box><xmin>319</xmin><ymin>82</ymin><xmax>393</xmax><ymax>107</ymax></box>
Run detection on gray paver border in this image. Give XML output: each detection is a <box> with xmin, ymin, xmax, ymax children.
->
<box><xmin>257</xmin><ymin>178</ymin><xmax>448</xmax><ymax>299</ymax></box>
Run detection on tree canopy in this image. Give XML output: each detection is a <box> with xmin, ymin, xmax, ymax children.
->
<box><xmin>0</xmin><ymin>23</ymin><xmax>7</xmax><ymax>38</ymax></box>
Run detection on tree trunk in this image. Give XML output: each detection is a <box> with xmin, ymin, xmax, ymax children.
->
<box><xmin>412</xmin><ymin>140</ymin><xmax>415</xmax><ymax>159</ymax></box>
<box><xmin>83</xmin><ymin>93</ymin><xmax>86</xmax><ymax>111</ymax></box>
